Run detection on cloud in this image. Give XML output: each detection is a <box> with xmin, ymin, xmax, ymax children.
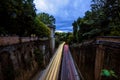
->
<box><xmin>34</xmin><ymin>0</ymin><xmax>57</xmax><ymax>15</ymax></box>
<box><xmin>55</xmin><ymin>30</ymin><xmax>64</xmax><ymax>33</ymax></box>
<box><xmin>34</xmin><ymin>0</ymin><xmax>91</xmax><ymax>32</ymax></box>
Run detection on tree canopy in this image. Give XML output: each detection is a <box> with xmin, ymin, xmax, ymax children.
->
<box><xmin>72</xmin><ymin>0</ymin><xmax>120</xmax><ymax>43</ymax></box>
<box><xmin>34</xmin><ymin>17</ymin><xmax>50</xmax><ymax>37</ymax></box>
<box><xmin>0</xmin><ymin>0</ymin><xmax>54</xmax><ymax>37</ymax></box>
<box><xmin>0</xmin><ymin>0</ymin><xmax>36</xmax><ymax>36</ymax></box>
<box><xmin>37</xmin><ymin>13</ymin><xmax>55</xmax><ymax>26</ymax></box>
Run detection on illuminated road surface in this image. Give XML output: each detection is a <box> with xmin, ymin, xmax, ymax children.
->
<box><xmin>61</xmin><ymin>45</ymin><xmax>80</xmax><ymax>80</ymax></box>
<box><xmin>34</xmin><ymin>43</ymin><xmax>80</xmax><ymax>80</ymax></box>
<box><xmin>39</xmin><ymin>42</ymin><xmax>65</xmax><ymax>80</ymax></box>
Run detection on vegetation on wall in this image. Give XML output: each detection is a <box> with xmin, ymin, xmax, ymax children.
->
<box><xmin>34</xmin><ymin>48</ymin><xmax>44</xmax><ymax>68</ymax></box>
<box><xmin>101</xmin><ymin>69</ymin><xmax>118</xmax><ymax>79</ymax></box>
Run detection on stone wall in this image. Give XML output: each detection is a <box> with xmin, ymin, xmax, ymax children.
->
<box><xmin>70</xmin><ymin>43</ymin><xmax>96</xmax><ymax>80</ymax></box>
<box><xmin>0</xmin><ymin>37</ymin><xmax>51</xmax><ymax>80</ymax></box>
<box><xmin>70</xmin><ymin>36</ymin><xmax>120</xmax><ymax>80</ymax></box>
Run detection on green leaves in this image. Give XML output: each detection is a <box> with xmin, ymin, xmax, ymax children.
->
<box><xmin>34</xmin><ymin>17</ymin><xmax>50</xmax><ymax>38</ymax></box>
<box><xmin>101</xmin><ymin>69</ymin><xmax>111</xmax><ymax>77</ymax></box>
<box><xmin>37</xmin><ymin>13</ymin><xmax>55</xmax><ymax>25</ymax></box>
<box><xmin>34</xmin><ymin>49</ymin><xmax>44</xmax><ymax>67</ymax></box>
<box><xmin>91</xmin><ymin>0</ymin><xmax>120</xmax><ymax>36</ymax></box>
<box><xmin>101</xmin><ymin>69</ymin><xmax>118</xmax><ymax>79</ymax></box>
<box><xmin>72</xmin><ymin>0</ymin><xmax>120</xmax><ymax>43</ymax></box>
<box><xmin>82</xmin><ymin>28</ymin><xmax>101</xmax><ymax>37</ymax></box>
<box><xmin>0</xmin><ymin>0</ymin><xmax>36</xmax><ymax>36</ymax></box>
<box><xmin>0</xmin><ymin>0</ymin><xmax>54</xmax><ymax>37</ymax></box>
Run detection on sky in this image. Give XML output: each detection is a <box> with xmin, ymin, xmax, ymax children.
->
<box><xmin>34</xmin><ymin>0</ymin><xmax>91</xmax><ymax>32</ymax></box>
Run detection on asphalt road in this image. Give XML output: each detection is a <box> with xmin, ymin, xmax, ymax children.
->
<box><xmin>39</xmin><ymin>42</ymin><xmax>65</xmax><ymax>80</ymax></box>
<box><xmin>31</xmin><ymin>43</ymin><xmax>80</xmax><ymax>80</ymax></box>
<box><xmin>61</xmin><ymin>45</ymin><xmax>80</xmax><ymax>80</ymax></box>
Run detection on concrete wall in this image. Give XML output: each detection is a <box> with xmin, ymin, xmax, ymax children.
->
<box><xmin>70</xmin><ymin>43</ymin><xmax>96</xmax><ymax>80</ymax></box>
<box><xmin>70</xmin><ymin>36</ymin><xmax>120</xmax><ymax>80</ymax></box>
<box><xmin>0</xmin><ymin>37</ymin><xmax>51</xmax><ymax>80</ymax></box>
<box><xmin>49</xmin><ymin>26</ymin><xmax>55</xmax><ymax>54</ymax></box>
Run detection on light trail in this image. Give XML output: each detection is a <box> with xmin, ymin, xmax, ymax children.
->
<box><xmin>40</xmin><ymin>42</ymin><xmax>65</xmax><ymax>80</ymax></box>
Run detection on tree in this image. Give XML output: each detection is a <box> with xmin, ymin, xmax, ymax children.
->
<box><xmin>15</xmin><ymin>0</ymin><xmax>36</xmax><ymax>36</ymax></box>
<box><xmin>66</xmin><ymin>33</ymin><xmax>73</xmax><ymax>44</ymax></box>
<box><xmin>0</xmin><ymin>0</ymin><xmax>36</xmax><ymax>36</ymax></box>
<box><xmin>72</xmin><ymin>0</ymin><xmax>120</xmax><ymax>43</ymax></box>
<box><xmin>72</xmin><ymin>21</ymin><xmax>78</xmax><ymax>42</ymax></box>
<box><xmin>91</xmin><ymin>0</ymin><xmax>120</xmax><ymax>35</ymax></box>
<box><xmin>37</xmin><ymin>13</ymin><xmax>55</xmax><ymax>26</ymax></box>
<box><xmin>34</xmin><ymin>17</ymin><xmax>50</xmax><ymax>37</ymax></box>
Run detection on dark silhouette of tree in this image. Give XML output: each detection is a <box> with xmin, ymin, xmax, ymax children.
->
<box><xmin>0</xmin><ymin>0</ymin><xmax>36</xmax><ymax>36</ymax></box>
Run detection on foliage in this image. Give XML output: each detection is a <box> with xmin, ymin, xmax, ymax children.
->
<box><xmin>55</xmin><ymin>32</ymin><xmax>67</xmax><ymax>41</ymax></box>
<box><xmin>34</xmin><ymin>17</ymin><xmax>50</xmax><ymax>37</ymax></box>
<box><xmin>55</xmin><ymin>32</ymin><xmax>73</xmax><ymax>46</ymax></box>
<box><xmin>55</xmin><ymin>32</ymin><xmax>66</xmax><ymax>47</ymax></box>
<box><xmin>101</xmin><ymin>69</ymin><xmax>118</xmax><ymax>79</ymax></box>
<box><xmin>37</xmin><ymin>13</ymin><xmax>55</xmax><ymax>26</ymax></box>
<box><xmin>66</xmin><ymin>33</ymin><xmax>74</xmax><ymax>44</ymax></box>
<box><xmin>0</xmin><ymin>0</ymin><xmax>54</xmax><ymax>37</ymax></box>
<box><xmin>0</xmin><ymin>0</ymin><xmax>36</xmax><ymax>36</ymax></box>
<box><xmin>72</xmin><ymin>21</ymin><xmax>79</xmax><ymax>42</ymax></box>
<box><xmin>34</xmin><ymin>48</ymin><xmax>44</xmax><ymax>67</ymax></box>
<box><xmin>72</xmin><ymin>0</ymin><xmax>120</xmax><ymax>43</ymax></box>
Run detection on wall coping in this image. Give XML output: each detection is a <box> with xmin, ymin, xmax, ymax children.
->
<box><xmin>0</xmin><ymin>37</ymin><xmax>39</xmax><ymax>46</ymax></box>
<box><xmin>96</xmin><ymin>36</ymin><xmax>120</xmax><ymax>43</ymax></box>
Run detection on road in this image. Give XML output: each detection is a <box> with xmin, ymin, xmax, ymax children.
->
<box><xmin>32</xmin><ymin>43</ymin><xmax>80</xmax><ymax>80</ymax></box>
<box><xmin>61</xmin><ymin>45</ymin><xmax>80</xmax><ymax>80</ymax></box>
<box><xmin>39</xmin><ymin>42</ymin><xmax>65</xmax><ymax>80</ymax></box>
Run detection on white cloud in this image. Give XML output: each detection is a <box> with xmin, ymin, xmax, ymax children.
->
<box><xmin>34</xmin><ymin>0</ymin><xmax>56</xmax><ymax>15</ymax></box>
<box><xmin>55</xmin><ymin>30</ymin><xmax>64</xmax><ymax>33</ymax></box>
<box><xmin>34</xmin><ymin>0</ymin><xmax>91</xmax><ymax>32</ymax></box>
<box><xmin>34</xmin><ymin>0</ymin><xmax>70</xmax><ymax>15</ymax></box>
<box><xmin>34</xmin><ymin>0</ymin><xmax>91</xmax><ymax>18</ymax></box>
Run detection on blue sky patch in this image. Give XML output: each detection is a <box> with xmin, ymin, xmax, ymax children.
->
<box><xmin>34</xmin><ymin>0</ymin><xmax>91</xmax><ymax>32</ymax></box>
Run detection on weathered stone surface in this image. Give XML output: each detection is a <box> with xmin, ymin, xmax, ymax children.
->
<box><xmin>0</xmin><ymin>37</ymin><xmax>38</xmax><ymax>46</ymax></box>
<box><xmin>0</xmin><ymin>37</ymin><xmax>51</xmax><ymax>80</ymax></box>
<box><xmin>70</xmin><ymin>36</ymin><xmax>120</xmax><ymax>80</ymax></box>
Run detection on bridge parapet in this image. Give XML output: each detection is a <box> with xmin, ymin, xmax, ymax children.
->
<box><xmin>0</xmin><ymin>37</ymin><xmax>51</xmax><ymax>80</ymax></box>
<box><xmin>70</xmin><ymin>36</ymin><xmax>120</xmax><ymax>80</ymax></box>
<box><xmin>96</xmin><ymin>36</ymin><xmax>120</xmax><ymax>43</ymax></box>
<box><xmin>0</xmin><ymin>37</ymin><xmax>39</xmax><ymax>46</ymax></box>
